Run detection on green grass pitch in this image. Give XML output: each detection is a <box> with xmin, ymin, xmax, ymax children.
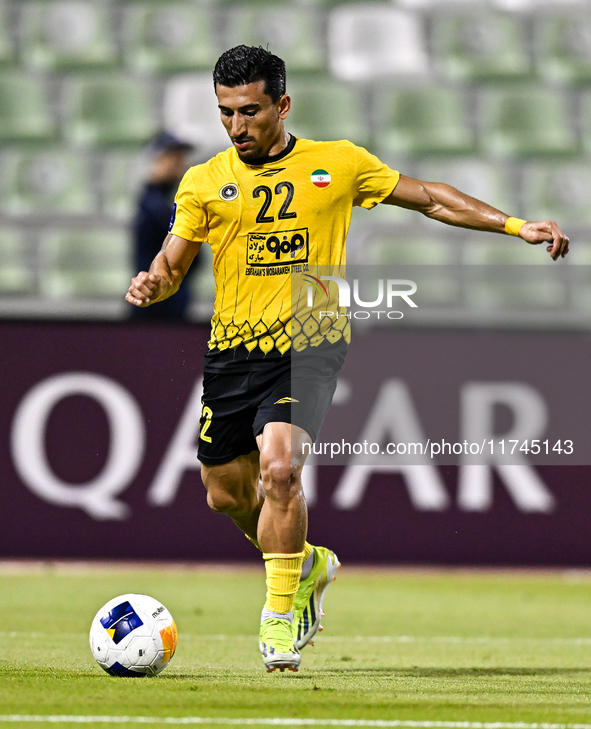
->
<box><xmin>1</xmin><ymin>563</ymin><xmax>591</xmax><ymax>728</ymax></box>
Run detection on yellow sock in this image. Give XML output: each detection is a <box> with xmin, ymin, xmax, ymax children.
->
<box><xmin>263</xmin><ymin>551</ymin><xmax>305</xmax><ymax>614</ymax></box>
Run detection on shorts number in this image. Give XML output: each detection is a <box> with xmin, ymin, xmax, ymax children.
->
<box><xmin>200</xmin><ymin>406</ymin><xmax>213</xmax><ymax>443</ymax></box>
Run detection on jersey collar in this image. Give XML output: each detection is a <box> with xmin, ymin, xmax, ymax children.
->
<box><xmin>241</xmin><ymin>134</ymin><xmax>296</xmax><ymax>167</ymax></box>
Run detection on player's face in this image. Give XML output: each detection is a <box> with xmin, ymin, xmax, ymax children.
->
<box><xmin>216</xmin><ymin>80</ymin><xmax>290</xmax><ymax>161</ymax></box>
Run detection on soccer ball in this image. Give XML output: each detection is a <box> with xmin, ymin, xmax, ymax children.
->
<box><xmin>89</xmin><ymin>593</ymin><xmax>178</xmax><ymax>677</ymax></box>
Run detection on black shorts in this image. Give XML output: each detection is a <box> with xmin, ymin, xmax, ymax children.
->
<box><xmin>197</xmin><ymin>343</ymin><xmax>347</xmax><ymax>465</ymax></box>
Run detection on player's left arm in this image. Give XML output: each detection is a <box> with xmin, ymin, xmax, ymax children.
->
<box><xmin>126</xmin><ymin>233</ymin><xmax>202</xmax><ymax>307</ymax></box>
<box><xmin>382</xmin><ymin>174</ymin><xmax>569</xmax><ymax>261</ymax></box>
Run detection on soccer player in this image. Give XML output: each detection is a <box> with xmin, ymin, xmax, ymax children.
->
<box><xmin>126</xmin><ymin>46</ymin><xmax>569</xmax><ymax>673</ymax></box>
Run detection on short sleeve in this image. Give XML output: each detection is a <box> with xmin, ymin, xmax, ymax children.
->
<box><xmin>170</xmin><ymin>167</ymin><xmax>208</xmax><ymax>242</ymax></box>
<box><xmin>352</xmin><ymin>144</ymin><xmax>400</xmax><ymax>209</ymax></box>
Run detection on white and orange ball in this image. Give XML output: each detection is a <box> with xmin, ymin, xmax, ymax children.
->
<box><xmin>89</xmin><ymin>594</ymin><xmax>178</xmax><ymax>677</ymax></box>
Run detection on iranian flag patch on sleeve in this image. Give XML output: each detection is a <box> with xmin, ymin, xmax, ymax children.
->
<box><xmin>311</xmin><ymin>169</ymin><xmax>331</xmax><ymax>188</ymax></box>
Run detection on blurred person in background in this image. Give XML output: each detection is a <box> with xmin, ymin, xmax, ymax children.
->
<box><xmin>129</xmin><ymin>132</ymin><xmax>198</xmax><ymax>321</ymax></box>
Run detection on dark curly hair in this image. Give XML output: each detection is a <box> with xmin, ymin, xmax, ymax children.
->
<box><xmin>213</xmin><ymin>45</ymin><xmax>286</xmax><ymax>103</ymax></box>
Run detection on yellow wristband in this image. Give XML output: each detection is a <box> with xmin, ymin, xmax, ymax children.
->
<box><xmin>505</xmin><ymin>217</ymin><xmax>526</xmax><ymax>237</ymax></box>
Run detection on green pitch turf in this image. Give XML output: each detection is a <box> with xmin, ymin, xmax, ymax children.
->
<box><xmin>1</xmin><ymin>563</ymin><xmax>591</xmax><ymax>728</ymax></box>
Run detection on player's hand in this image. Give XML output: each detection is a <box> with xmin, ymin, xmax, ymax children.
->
<box><xmin>519</xmin><ymin>221</ymin><xmax>569</xmax><ymax>261</ymax></box>
<box><xmin>125</xmin><ymin>272</ymin><xmax>162</xmax><ymax>307</ymax></box>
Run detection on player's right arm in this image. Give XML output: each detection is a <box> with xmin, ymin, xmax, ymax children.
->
<box><xmin>126</xmin><ymin>233</ymin><xmax>202</xmax><ymax>307</ymax></box>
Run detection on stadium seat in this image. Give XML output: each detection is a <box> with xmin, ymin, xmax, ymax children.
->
<box><xmin>21</xmin><ymin>1</ymin><xmax>117</xmax><ymax>70</ymax></box>
<box><xmin>356</xmin><ymin>193</ymin><xmax>417</xmax><ymax>225</ymax></box>
<box><xmin>367</xmin><ymin>235</ymin><xmax>455</xmax><ymax>266</ymax></box>
<box><xmin>571</xmin><ymin>286</ymin><xmax>591</xmax><ymax>311</ymax></box>
<box><xmin>0</xmin><ymin>72</ymin><xmax>56</xmax><ymax>143</ymax></box>
<box><xmin>463</xmin><ymin>238</ymin><xmax>563</xmax><ymax>310</ymax></box>
<box><xmin>522</xmin><ymin>163</ymin><xmax>591</xmax><ymax>226</ymax></box>
<box><xmin>63</xmin><ymin>75</ymin><xmax>158</xmax><ymax>147</ymax></box>
<box><xmin>417</xmin><ymin>160</ymin><xmax>513</xmax><ymax>218</ymax></box>
<box><xmin>189</xmin><ymin>241</ymin><xmax>215</xmax><ymax>315</ymax></box>
<box><xmin>364</xmin><ymin>235</ymin><xmax>458</xmax><ymax>305</ymax></box>
<box><xmin>39</xmin><ymin>229</ymin><xmax>132</xmax><ymax>298</ymax></box>
<box><xmin>463</xmin><ymin>239</ymin><xmax>554</xmax><ymax>266</ymax></box>
<box><xmin>123</xmin><ymin>3</ymin><xmax>219</xmax><ymax>73</ymax></box>
<box><xmin>433</xmin><ymin>12</ymin><xmax>531</xmax><ymax>81</ymax></box>
<box><xmin>464</xmin><ymin>273</ymin><xmax>565</xmax><ymax>309</ymax></box>
<box><xmin>535</xmin><ymin>14</ymin><xmax>591</xmax><ymax>84</ymax></box>
<box><xmin>568</xmin><ymin>240</ymin><xmax>591</xmax><ymax>310</ymax></box>
<box><xmin>1</xmin><ymin>149</ymin><xmax>95</xmax><ymax>216</ymax></box>
<box><xmin>0</xmin><ymin>226</ymin><xmax>34</xmax><ymax>294</ymax></box>
<box><xmin>0</xmin><ymin>2</ymin><xmax>15</xmax><ymax>66</ymax></box>
<box><xmin>376</xmin><ymin>88</ymin><xmax>474</xmax><ymax>157</ymax></box>
<box><xmin>567</xmin><ymin>243</ymin><xmax>591</xmax><ymax>309</ymax></box>
<box><xmin>163</xmin><ymin>74</ymin><xmax>232</xmax><ymax>157</ymax></box>
<box><xmin>493</xmin><ymin>0</ymin><xmax>584</xmax><ymax>10</ymax></box>
<box><xmin>328</xmin><ymin>6</ymin><xmax>429</xmax><ymax>82</ymax></box>
<box><xmin>100</xmin><ymin>150</ymin><xmax>149</xmax><ymax>221</ymax></box>
<box><xmin>479</xmin><ymin>87</ymin><xmax>577</xmax><ymax>157</ymax></box>
<box><xmin>568</xmin><ymin>241</ymin><xmax>591</xmax><ymax>267</ymax></box>
<box><xmin>399</xmin><ymin>0</ymin><xmax>483</xmax><ymax>6</ymax></box>
<box><xmin>287</xmin><ymin>78</ymin><xmax>368</xmax><ymax>146</ymax></box>
<box><xmin>225</xmin><ymin>6</ymin><xmax>325</xmax><ymax>72</ymax></box>
<box><xmin>578</xmin><ymin>91</ymin><xmax>591</xmax><ymax>156</ymax></box>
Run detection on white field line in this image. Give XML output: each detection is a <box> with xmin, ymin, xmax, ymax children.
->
<box><xmin>4</xmin><ymin>633</ymin><xmax>591</xmax><ymax>646</ymax></box>
<box><xmin>3</xmin><ymin>720</ymin><xmax>591</xmax><ymax>728</ymax></box>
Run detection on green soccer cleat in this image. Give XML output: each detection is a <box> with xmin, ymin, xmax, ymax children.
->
<box><xmin>259</xmin><ymin>617</ymin><xmax>301</xmax><ymax>673</ymax></box>
<box><xmin>293</xmin><ymin>546</ymin><xmax>340</xmax><ymax>650</ymax></box>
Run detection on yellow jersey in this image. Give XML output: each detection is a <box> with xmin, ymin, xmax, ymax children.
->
<box><xmin>171</xmin><ymin>135</ymin><xmax>400</xmax><ymax>357</ymax></box>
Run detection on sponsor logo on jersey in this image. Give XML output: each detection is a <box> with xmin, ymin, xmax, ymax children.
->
<box><xmin>311</xmin><ymin>169</ymin><xmax>331</xmax><ymax>188</ymax></box>
<box><xmin>219</xmin><ymin>183</ymin><xmax>239</xmax><ymax>201</ymax></box>
<box><xmin>274</xmin><ymin>397</ymin><xmax>300</xmax><ymax>404</ymax></box>
<box><xmin>255</xmin><ymin>167</ymin><xmax>286</xmax><ymax>177</ymax></box>
<box><xmin>247</xmin><ymin>228</ymin><xmax>309</xmax><ymax>268</ymax></box>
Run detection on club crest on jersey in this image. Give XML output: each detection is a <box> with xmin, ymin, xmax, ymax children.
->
<box><xmin>219</xmin><ymin>183</ymin><xmax>239</xmax><ymax>201</ymax></box>
<box><xmin>311</xmin><ymin>169</ymin><xmax>331</xmax><ymax>188</ymax></box>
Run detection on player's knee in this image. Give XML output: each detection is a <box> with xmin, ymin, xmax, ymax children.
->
<box><xmin>205</xmin><ymin>485</ymin><xmax>238</xmax><ymax>515</ymax></box>
<box><xmin>202</xmin><ymin>467</ymin><xmax>257</xmax><ymax>515</ymax></box>
<box><xmin>201</xmin><ymin>469</ymin><xmax>234</xmax><ymax>513</ymax></box>
<box><xmin>260</xmin><ymin>456</ymin><xmax>301</xmax><ymax>497</ymax></box>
